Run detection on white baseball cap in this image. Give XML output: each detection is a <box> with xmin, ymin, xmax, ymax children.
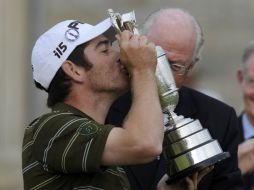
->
<box><xmin>32</xmin><ymin>18</ymin><xmax>115</xmax><ymax>90</ymax></box>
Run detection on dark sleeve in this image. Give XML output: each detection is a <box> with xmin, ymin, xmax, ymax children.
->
<box><xmin>199</xmin><ymin>108</ymin><xmax>244</xmax><ymax>190</ymax></box>
<box><xmin>106</xmin><ymin>92</ymin><xmax>132</xmax><ymax>127</ymax></box>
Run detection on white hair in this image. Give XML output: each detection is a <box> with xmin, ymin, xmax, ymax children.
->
<box><xmin>241</xmin><ymin>40</ymin><xmax>254</xmax><ymax>73</ymax></box>
<box><xmin>140</xmin><ymin>8</ymin><xmax>204</xmax><ymax>64</ymax></box>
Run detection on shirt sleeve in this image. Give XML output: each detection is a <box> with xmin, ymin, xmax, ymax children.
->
<box><xmin>33</xmin><ymin>113</ymin><xmax>114</xmax><ymax>174</ymax></box>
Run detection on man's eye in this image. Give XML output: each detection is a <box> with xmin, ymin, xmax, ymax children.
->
<box><xmin>102</xmin><ymin>49</ymin><xmax>109</xmax><ymax>53</ymax></box>
<box><xmin>170</xmin><ymin>64</ymin><xmax>182</xmax><ymax>71</ymax></box>
<box><xmin>247</xmin><ymin>79</ymin><xmax>254</xmax><ymax>84</ymax></box>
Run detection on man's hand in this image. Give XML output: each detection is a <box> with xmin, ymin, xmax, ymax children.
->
<box><xmin>103</xmin><ymin>30</ymin><xmax>163</xmax><ymax>165</ymax></box>
<box><xmin>157</xmin><ymin>166</ymin><xmax>214</xmax><ymax>190</ymax></box>
<box><xmin>238</xmin><ymin>138</ymin><xmax>254</xmax><ymax>175</ymax></box>
<box><xmin>115</xmin><ymin>30</ymin><xmax>157</xmax><ymax>75</ymax></box>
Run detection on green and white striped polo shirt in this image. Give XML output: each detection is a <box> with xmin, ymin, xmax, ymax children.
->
<box><xmin>22</xmin><ymin>103</ymin><xmax>130</xmax><ymax>190</ymax></box>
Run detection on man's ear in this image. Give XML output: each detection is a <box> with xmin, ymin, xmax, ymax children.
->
<box><xmin>237</xmin><ymin>69</ymin><xmax>244</xmax><ymax>85</ymax></box>
<box><xmin>61</xmin><ymin>60</ymin><xmax>84</xmax><ymax>82</ymax></box>
<box><xmin>189</xmin><ymin>63</ymin><xmax>195</xmax><ymax>71</ymax></box>
<box><xmin>186</xmin><ymin>63</ymin><xmax>195</xmax><ymax>76</ymax></box>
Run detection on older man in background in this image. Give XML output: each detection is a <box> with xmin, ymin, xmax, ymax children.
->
<box><xmin>237</xmin><ymin>41</ymin><xmax>254</xmax><ymax>190</ymax></box>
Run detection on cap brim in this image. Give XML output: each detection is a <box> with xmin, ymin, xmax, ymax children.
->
<box><xmin>79</xmin><ymin>18</ymin><xmax>116</xmax><ymax>45</ymax></box>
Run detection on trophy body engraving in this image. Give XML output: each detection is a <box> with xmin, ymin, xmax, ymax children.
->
<box><xmin>107</xmin><ymin>9</ymin><xmax>230</xmax><ymax>183</ymax></box>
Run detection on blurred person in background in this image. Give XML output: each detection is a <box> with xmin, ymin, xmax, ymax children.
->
<box><xmin>106</xmin><ymin>8</ymin><xmax>244</xmax><ymax>190</ymax></box>
<box><xmin>237</xmin><ymin>41</ymin><xmax>254</xmax><ymax>190</ymax></box>
<box><xmin>22</xmin><ymin>16</ymin><xmax>208</xmax><ymax>190</ymax></box>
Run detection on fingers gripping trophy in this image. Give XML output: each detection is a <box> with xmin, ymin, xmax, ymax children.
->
<box><xmin>107</xmin><ymin>9</ymin><xmax>230</xmax><ymax>183</ymax></box>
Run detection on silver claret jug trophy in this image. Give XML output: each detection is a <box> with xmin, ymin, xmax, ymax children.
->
<box><xmin>107</xmin><ymin>9</ymin><xmax>230</xmax><ymax>183</ymax></box>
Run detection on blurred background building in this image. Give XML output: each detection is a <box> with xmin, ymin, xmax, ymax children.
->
<box><xmin>0</xmin><ymin>0</ymin><xmax>253</xmax><ymax>189</ymax></box>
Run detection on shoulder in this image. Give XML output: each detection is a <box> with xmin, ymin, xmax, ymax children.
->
<box><xmin>37</xmin><ymin>110</ymin><xmax>81</xmax><ymax>128</ymax></box>
<box><xmin>32</xmin><ymin>105</ymin><xmax>113</xmax><ymax>139</ymax></box>
<box><xmin>29</xmin><ymin>108</ymin><xmax>114</xmax><ymax>153</ymax></box>
<box><xmin>177</xmin><ymin>87</ymin><xmax>238</xmax><ymax>137</ymax></box>
<box><xmin>181</xmin><ymin>86</ymin><xmax>234</xmax><ymax>113</ymax></box>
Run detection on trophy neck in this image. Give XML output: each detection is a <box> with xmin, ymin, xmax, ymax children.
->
<box><xmin>156</xmin><ymin>46</ymin><xmax>179</xmax><ymax>112</ymax></box>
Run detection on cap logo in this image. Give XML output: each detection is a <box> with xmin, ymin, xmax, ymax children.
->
<box><xmin>65</xmin><ymin>28</ymin><xmax>79</xmax><ymax>42</ymax></box>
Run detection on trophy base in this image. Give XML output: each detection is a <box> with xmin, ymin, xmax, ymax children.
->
<box><xmin>166</xmin><ymin>152</ymin><xmax>230</xmax><ymax>184</ymax></box>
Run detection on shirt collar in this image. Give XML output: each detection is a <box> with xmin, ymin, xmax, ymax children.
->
<box><xmin>243</xmin><ymin>113</ymin><xmax>254</xmax><ymax>139</ymax></box>
<box><xmin>51</xmin><ymin>103</ymin><xmax>94</xmax><ymax>121</ymax></box>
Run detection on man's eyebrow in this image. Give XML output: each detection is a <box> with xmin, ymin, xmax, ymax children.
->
<box><xmin>94</xmin><ymin>40</ymin><xmax>110</xmax><ymax>50</ymax></box>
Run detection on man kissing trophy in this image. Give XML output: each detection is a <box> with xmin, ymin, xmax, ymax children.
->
<box><xmin>107</xmin><ymin>9</ymin><xmax>230</xmax><ymax>183</ymax></box>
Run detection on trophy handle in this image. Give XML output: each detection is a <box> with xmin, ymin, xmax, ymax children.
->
<box><xmin>108</xmin><ymin>9</ymin><xmax>139</xmax><ymax>35</ymax></box>
<box><xmin>108</xmin><ymin>9</ymin><xmax>122</xmax><ymax>33</ymax></box>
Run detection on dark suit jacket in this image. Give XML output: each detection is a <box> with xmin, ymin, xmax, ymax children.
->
<box><xmin>238</xmin><ymin>114</ymin><xmax>254</xmax><ymax>190</ymax></box>
<box><xmin>238</xmin><ymin>115</ymin><xmax>245</xmax><ymax>142</ymax></box>
<box><xmin>106</xmin><ymin>86</ymin><xmax>244</xmax><ymax>190</ymax></box>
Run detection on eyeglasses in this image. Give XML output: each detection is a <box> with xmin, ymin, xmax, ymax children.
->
<box><xmin>169</xmin><ymin>61</ymin><xmax>192</xmax><ymax>75</ymax></box>
<box><xmin>244</xmin><ymin>75</ymin><xmax>254</xmax><ymax>88</ymax></box>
